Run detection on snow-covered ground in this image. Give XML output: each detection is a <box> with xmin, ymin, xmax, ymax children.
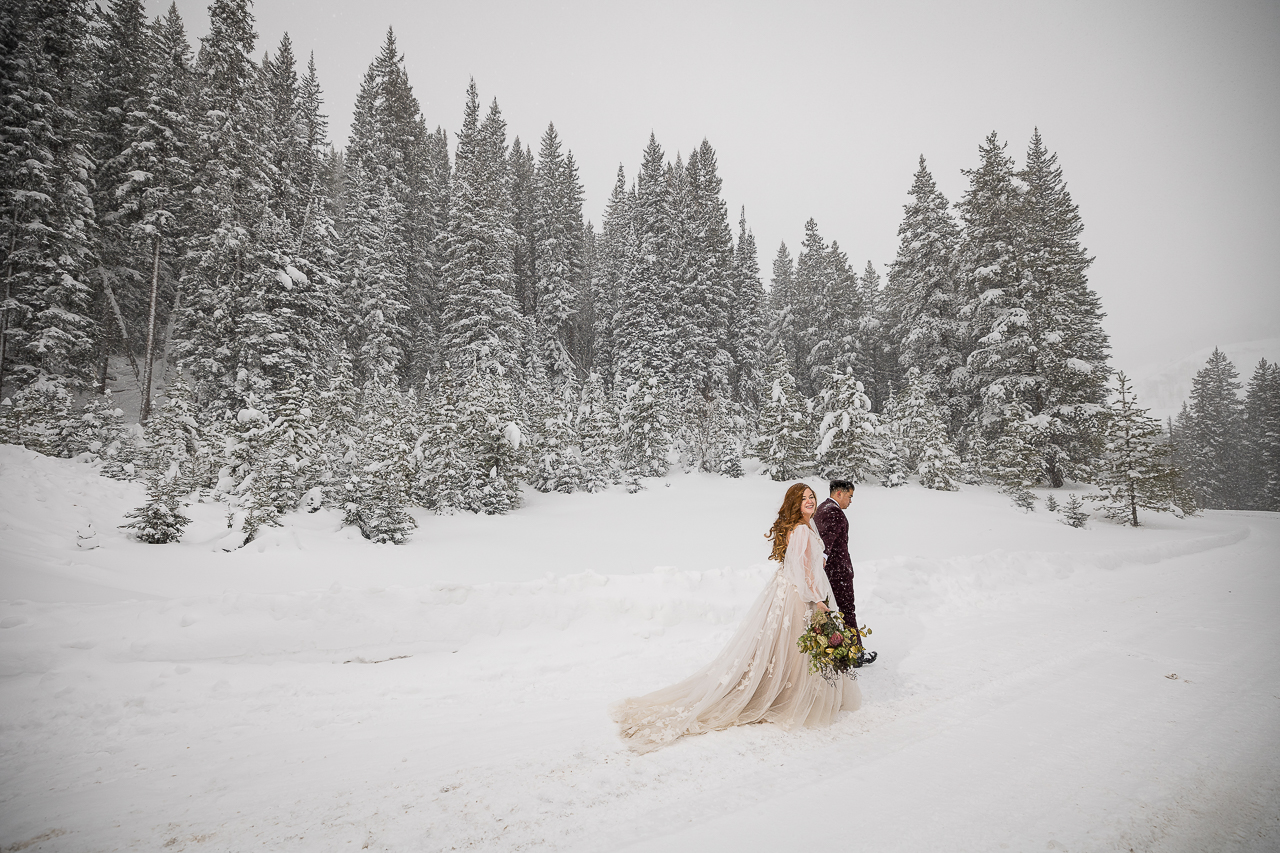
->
<box><xmin>1</xmin><ymin>445</ymin><xmax>1277</xmax><ymax>852</ymax></box>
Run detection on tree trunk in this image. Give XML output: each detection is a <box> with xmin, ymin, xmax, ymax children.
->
<box><xmin>100</xmin><ymin>273</ymin><xmax>143</xmax><ymax>388</ymax></box>
<box><xmin>98</xmin><ymin>352</ymin><xmax>109</xmax><ymax>394</ymax></box>
<box><xmin>140</xmin><ymin>236</ymin><xmax>161</xmax><ymax>423</ymax></box>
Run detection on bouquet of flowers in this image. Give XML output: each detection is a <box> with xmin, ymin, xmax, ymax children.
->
<box><xmin>796</xmin><ymin>601</ymin><xmax>869</xmax><ymax>685</ymax></box>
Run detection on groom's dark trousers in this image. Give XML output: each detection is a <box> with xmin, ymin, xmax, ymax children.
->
<box><xmin>814</xmin><ymin>497</ymin><xmax>862</xmax><ymax>643</ymax></box>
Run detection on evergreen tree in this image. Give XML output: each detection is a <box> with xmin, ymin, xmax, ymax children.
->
<box><xmin>755</xmin><ymin>346</ymin><xmax>810</xmax><ymax>481</ymax></box>
<box><xmin>883</xmin><ymin>369</ymin><xmax>962</xmax><ymax>490</ymax></box>
<box><xmin>1</xmin><ymin>375</ymin><xmax>76</xmax><ymax>455</ymax></box>
<box><xmin>341</xmin><ymin>165</ymin><xmax>408</xmax><ymax>384</ymax></box>
<box><xmin>532</xmin><ymin>123</ymin><xmax>585</xmax><ymax>386</ymax></box>
<box><xmin>816</xmin><ymin>367</ymin><xmax>881</xmax><ymax>483</ymax></box>
<box><xmin>458</xmin><ymin>369</ymin><xmax>526</xmax><ymax>513</ymax></box>
<box><xmin>68</xmin><ymin>390</ymin><xmax>126</xmax><ymax>460</ymax></box>
<box><xmin>766</xmin><ymin>242</ymin><xmax>797</xmax><ymax>384</ymax></box>
<box><xmin>858</xmin><ymin>261</ymin><xmax>894</xmax><ymax>414</ymax></box>
<box><xmin>438</xmin><ymin>82</ymin><xmax>524</xmax><ymax>380</ymax></box>
<box><xmin>0</xmin><ymin>0</ymin><xmax>98</xmax><ymax>394</ymax></box>
<box><xmin>1180</xmin><ymin>348</ymin><xmax>1246</xmax><ymax>509</ymax></box>
<box><xmin>673</xmin><ymin>139</ymin><xmax>734</xmax><ymax>400</ymax></box>
<box><xmin>121</xmin><ymin>459</ymin><xmax>191</xmax><ymax>543</ymax></box>
<box><xmin>529</xmin><ymin>377</ymin><xmax>586</xmax><ymax>493</ymax></box>
<box><xmin>173</xmin><ymin>0</ymin><xmax>270</xmax><ymax>415</ymax></box>
<box><xmin>1241</xmin><ymin>359</ymin><xmax>1280</xmax><ymax>511</ymax></box>
<box><xmin>883</xmin><ymin>156</ymin><xmax>963</xmax><ymax>426</ymax></box>
<box><xmin>343</xmin><ymin>383</ymin><xmax>416</xmax><ymax>542</ymax></box>
<box><xmin>587</xmin><ymin>166</ymin><xmax>632</xmax><ymax>389</ymax></box>
<box><xmin>1090</xmin><ymin>372</ymin><xmax>1195</xmax><ymax>525</ymax></box>
<box><xmin>615</xmin><ymin>135</ymin><xmax>677</xmax><ymax>389</ymax></box>
<box><xmin>618</xmin><ymin>371</ymin><xmax>672</xmax><ymax>481</ymax></box>
<box><xmin>578</xmin><ymin>371</ymin><xmax>619</xmax><ymax>491</ymax></box>
<box><xmin>957</xmin><ymin>132</ymin><xmax>1030</xmax><ymax>460</ymax></box>
<box><xmin>728</xmin><ymin>209</ymin><xmax>768</xmax><ymax>418</ymax></box>
<box><xmin>1018</xmin><ymin>129</ymin><xmax>1110</xmax><ymax>486</ymax></box>
<box><xmin>509</xmin><ymin>137</ymin><xmax>536</xmax><ymax>317</ymax></box>
<box><xmin>1060</xmin><ymin>493</ymin><xmax>1089</xmax><ymax>528</ymax></box>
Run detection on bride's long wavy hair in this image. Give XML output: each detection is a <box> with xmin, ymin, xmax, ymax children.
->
<box><xmin>766</xmin><ymin>483</ymin><xmax>814</xmax><ymax>562</ymax></box>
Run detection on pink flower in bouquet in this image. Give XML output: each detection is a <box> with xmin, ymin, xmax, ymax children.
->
<box><xmin>828</xmin><ymin>632</ymin><xmax>843</xmax><ymax>647</ymax></box>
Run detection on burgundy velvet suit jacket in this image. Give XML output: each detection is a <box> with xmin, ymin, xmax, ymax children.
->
<box><xmin>814</xmin><ymin>497</ymin><xmax>852</xmax><ymax>581</ymax></box>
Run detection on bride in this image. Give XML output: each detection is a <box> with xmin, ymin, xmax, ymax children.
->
<box><xmin>612</xmin><ymin>483</ymin><xmax>861</xmax><ymax>752</ymax></box>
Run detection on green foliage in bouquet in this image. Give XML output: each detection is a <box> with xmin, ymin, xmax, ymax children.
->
<box><xmin>796</xmin><ymin>601</ymin><xmax>868</xmax><ymax>685</ymax></box>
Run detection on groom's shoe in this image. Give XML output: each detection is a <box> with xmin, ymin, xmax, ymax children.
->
<box><xmin>853</xmin><ymin>650</ymin><xmax>877</xmax><ymax>667</ymax></box>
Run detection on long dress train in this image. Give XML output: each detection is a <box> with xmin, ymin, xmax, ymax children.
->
<box><xmin>612</xmin><ymin>521</ymin><xmax>861</xmax><ymax>752</ymax></box>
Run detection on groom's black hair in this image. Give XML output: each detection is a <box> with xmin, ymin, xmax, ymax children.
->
<box><xmin>829</xmin><ymin>478</ymin><xmax>855</xmax><ymax>494</ymax></box>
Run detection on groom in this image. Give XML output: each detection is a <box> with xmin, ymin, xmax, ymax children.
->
<box><xmin>814</xmin><ymin>478</ymin><xmax>876</xmax><ymax>666</ymax></box>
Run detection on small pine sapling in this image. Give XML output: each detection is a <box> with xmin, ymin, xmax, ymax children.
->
<box><xmin>1010</xmin><ymin>487</ymin><xmax>1038</xmax><ymax>512</ymax></box>
<box><xmin>1044</xmin><ymin>493</ymin><xmax>1060</xmax><ymax>512</ymax></box>
<box><xmin>1060</xmin><ymin>493</ymin><xmax>1089</xmax><ymax>528</ymax></box>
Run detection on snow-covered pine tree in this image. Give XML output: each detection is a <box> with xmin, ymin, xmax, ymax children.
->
<box><xmin>1044</xmin><ymin>493</ymin><xmax>1059</xmax><ymax>512</ymax></box>
<box><xmin>438</xmin><ymin>82</ymin><xmax>525</xmax><ymax>381</ymax></box>
<box><xmin>957</xmin><ymin>133</ymin><xmax>1032</xmax><ymax>469</ymax></box>
<box><xmin>344</xmin><ymin>29</ymin><xmax>439</xmax><ymax>384</ymax></box>
<box><xmin>264</xmin><ymin>376</ymin><xmax>321</xmax><ymax>513</ymax></box>
<box><xmin>766</xmin><ymin>242</ymin><xmax>798</xmax><ymax>387</ymax></box>
<box><xmin>1060</xmin><ymin>493</ymin><xmax>1088</xmax><ymax>527</ymax></box>
<box><xmin>816</xmin><ymin>240</ymin><xmax>866</xmax><ymax>395</ymax></box>
<box><xmin>673</xmin><ymin>140</ymin><xmax>734</xmax><ymax>401</ymax></box>
<box><xmin>458</xmin><ymin>368</ymin><xmax>526</xmax><ymax>513</ymax></box>
<box><xmin>108</xmin><ymin>1</ymin><xmax>195</xmax><ymax>421</ymax></box>
<box><xmin>529</xmin><ymin>376</ymin><xmax>586</xmax><ymax>494</ymax></box>
<box><xmin>1242</xmin><ymin>359</ymin><xmax>1280</xmax><ymax>511</ymax></box>
<box><xmin>0</xmin><ymin>0</ymin><xmax>98</xmax><ymax>394</ymax></box>
<box><xmin>343</xmin><ymin>383</ymin><xmax>416</xmax><ymax>542</ymax></box>
<box><xmin>883</xmin><ymin>369</ymin><xmax>962</xmax><ymax>490</ymax></box>
<box><xmin>68</xmin><ymin>390</ymin><xmax>127</xmax><ymax>461</ymax></box>
<box><xmin>85</xmin><ymin>0</ymin><xmax>154</xmax><ymax>392</ymax></box>
<box><xmin>985</xmin><ymin>406</ymin><xmax>1045</xmax><ymax>495</ymax></box>
<box><xmin>679</xmin><ymin>392</ymin><xmax>738</xmax><ymax>476</ymax></box>
<box><xmin>614</xmin><ymin>135</ymin><xmax>680</xmax><ymax>391</ymax></box>
<box><xmin>857</xmin><ymin>261</ymin><xmax>894</xmax><ymax>415</ymax></box>
<box><xmin>789</xmin><ymin>220</ymin><xmax>834</xmax><ymax>396</ymax></box>
<box><xmin>313</xmin><ymin>342</ymin><xmax>359</xmax><ymax>496</ymax></box>
<box><xmin>755</xmin><ymin>347</ymin><xmax>810</xmax><ymax>481</ymax></box>
<box><xmin>578</xmin><ymin>371</ymin><xmax>619</xmax><ymax>491</ymax></box>
<box><xmin>120</xmin><ymin>458</ymin><xmax>191</xmax><ymax>543</ymax></box>
<box><xmin>1</xmin><ymin>375</ymin><xmax>76</xmax><ymax>456</ymax></box>
<box><xmin>816</xmin><ymin>368</ymin><xmax>882</xmax><ymax>483</ymax></box>
<box><xmin>341</xmin><ymin>165</ymin><xmax>409</xmax><ymax>385</ymax></box>
<box><xmin>1017</xmin><ymin>129</ymin><xmax>1110</xmax><ymax>486</ymax></box>
<box><xmin>883</xmin><ymin>156</ymin><xmax>964</xmax><ymax>429</ymax></box>
<box><xmin>618</xmin><ymin>371</ymin><xmax>672</xmax><ymax>482</ymax></box>
<box><xmin>532</xmin><ymin>123</ymin><xmax>585</xmax><ymax>387</ymax></box>
<box><xmin>222</xmin><ymin>394</ymin><xmax>284</xmax><ymax>542</ymax></box>
<box><xmin>1180</xmin><ymin>348</ymin><xmax>1246</xmax><ymax>509</ymax></box>
<box><xmin>587</xmin><ymin>166</ymin><xmax>633</xmax><ymax>390</ymax></box>
<box><xmin>413</xmin><ymin>369</ymin><xmax>475</xmax><ymax>512</ymax></box>
<box><xmin>173</xmin><ymin>0</ymin><xmax>271</xmax><ymax>417</ymax></box>
<box><xmin>509</xmin><ymin>137</ymin><xmax>536</xmax><ymax>317</ymax></box>
<box><xmin>1089</xmin><ymin>372</ymin><xmax>1194</xmax><ymax>525</ymax></box>
<box><xmin>727</xmin><ymin>210</ymin><xmax>768</xmax><ymax>419</ymax></box>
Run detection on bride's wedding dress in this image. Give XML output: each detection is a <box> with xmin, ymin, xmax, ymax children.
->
<box><xmin>612</xmin><ymin>521</ymin><xmax>861</xmax><ymax>752</ymax></box>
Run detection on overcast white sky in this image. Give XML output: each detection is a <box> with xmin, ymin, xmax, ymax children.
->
<box><xmin>149</xmin><ymin>0</ymin><xmax>1280</xmax><ymax>374</ymax></box>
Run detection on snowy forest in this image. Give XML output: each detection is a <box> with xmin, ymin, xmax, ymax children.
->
<box><xmin>2</xmin><ymin>0</ymin><xmax>1277</xmax><ymax>548</ymax></box>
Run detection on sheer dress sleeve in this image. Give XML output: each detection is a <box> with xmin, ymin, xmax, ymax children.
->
<box><xmin>783</xmin><ymin>524</ymin><xmax>826</xmax><ymax>605</ymax></box>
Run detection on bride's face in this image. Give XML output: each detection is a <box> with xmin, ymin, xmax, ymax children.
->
<box><xmin>800</xmin><ymin>488</ymin><xmax>817</xmax><ymax>521</ymax></box>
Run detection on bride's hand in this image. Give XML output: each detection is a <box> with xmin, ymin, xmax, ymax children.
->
<box><xmin>815</xmin><ymin>601</ymin><xmax>830</xmax><ymax>612</ymax></box>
